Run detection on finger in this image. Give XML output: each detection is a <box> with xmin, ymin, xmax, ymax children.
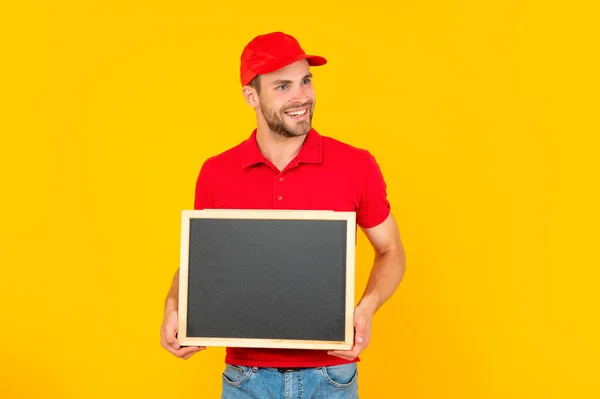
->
<box><xmin>354</xmin><ymin>316</ymin><xmax>368</xmax><ymax>344</ymax></box>
<box><xmin>327</xmin><ymin>341</ymin><xmax>366</xmax><ymax>360</ymax></box>
<box><xmin>328</xmin><ymin>349</ymin><xmax>359</xmax><ymax>358</ymax></box>
<box><xmin>173</xmin><ymin>345</ymin><xmax>203</xmax><ymax>358</ymax></box>
<box><xmin>160</xmin><ymin>331</ymin><xmax>180</xmax><ymax>353</ymax></box>
<box><xmin>180</xmin><ymin>349</ymin><xmax>197</xmax><ymax>360</ymax></box>
<box><xmin>181</xmin><ymin>346</ymin><xmax>206</xmax><ymax>360</ymax></box>
<box><xmin>161</xmin><ymin>339</ymin><xmax>181</xmax><ymax>356</ymax></box>
<box><xmin>182</xmin><ymin>349</ymin><xmax>198</xmax><ymax>360</ymax></box>
<box><xmin>163</xmin><ymin>325</ymin><xmax>180</xmax><ymax>350</ymax></box>
<box><xmin>327</xmin><ymin>348</ymin><xmax>359</xmax><ymax>360</ymax></box>
<box><xmin>327</xmin><ymin>350</ymin><xmax>357</xmax><ymax>361</ymax></box>
<box><xmin>162</xmin><ymin>311</ymin><xmax>180</xmax><ymax>346</ymax></box>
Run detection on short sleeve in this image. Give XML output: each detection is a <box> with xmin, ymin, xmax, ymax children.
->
<box><xmin>194</xmin><ymin>161</ymin><xmax>214</xmax><ymax>210</ymax></box>
<box><xmin>356</xmin><ymin>152</ymin><xmax>391</xmax><ymax>228</ymax></box>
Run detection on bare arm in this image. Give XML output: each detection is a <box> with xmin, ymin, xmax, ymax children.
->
<box><xmin>160</xmin><ymin>267</ymin><xmax>205</xmax><ymax>359</ymax></box>
<box><xmin>357</xmin><ymin>212</ymin><xmax>406</xmax><ymax>314</ymax></box>
<box><xmin>164</xmin><ymin>268</ymin><xmax>179</xmax><ymax>317</ymax></box>
<box><xmin>328</xmin><ymin>212</ymin><xmax>406</xmax><ymax>360</ymax></box>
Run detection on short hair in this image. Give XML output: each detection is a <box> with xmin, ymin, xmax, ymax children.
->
<box><xmin>248</xmin><ymin>75</ymin><xmax>261</xmax><ymax>95</ymax></box>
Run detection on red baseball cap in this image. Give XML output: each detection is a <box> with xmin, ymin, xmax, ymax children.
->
<box><xmin>240</xmin><ymin>32</ymin><xmax>327</xmax><ymax>86</ymax></box>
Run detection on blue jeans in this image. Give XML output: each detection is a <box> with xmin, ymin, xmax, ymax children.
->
<box><xmin>221</xmin><ymin>362</ymin><xmax>359</xmax><ymax>399</ymax></box>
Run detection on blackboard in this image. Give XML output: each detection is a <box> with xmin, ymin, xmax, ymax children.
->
<box><xmin>177</xmin><ymin>209</ymin><xmax>356</xmax><ymax>350</ymax></box>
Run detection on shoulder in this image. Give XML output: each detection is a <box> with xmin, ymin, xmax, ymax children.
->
<box><xmin>320</xmin><ymin>134</ymin><xmax>377</xmax><ymax>165</ymax></box>
<box><xmin>198</xmin><ymin>138</ymin><xmax>247</xmax><ymax>173</ymax></box>
<box><xmin>320</xmin><ymin>133</ymin><xmax>388</xmax><ymax>190</ymax></box>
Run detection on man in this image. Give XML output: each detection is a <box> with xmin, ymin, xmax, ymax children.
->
<box><xmin>160</xmin><ymin>31</ymin><xmax>406</xmax><ymax>398</ymax></box>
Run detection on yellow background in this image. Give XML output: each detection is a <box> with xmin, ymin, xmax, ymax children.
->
<box><xmin>1</xmin><ymin>1</ymin><xmax>599</xmax><ymax>398</ymax></box>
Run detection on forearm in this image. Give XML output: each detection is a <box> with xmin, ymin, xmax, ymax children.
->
<box><xmin>164</xmin><ymin>268</ymin><xmax>180</xmax><ymax>316</ymax></box>
<box><xmin>358</xmin><ymin>247</ymin><xmax>406</xmax><ymax>314</ymax></box>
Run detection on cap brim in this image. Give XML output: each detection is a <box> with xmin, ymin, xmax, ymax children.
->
<box><xmin>241</xmin><ymin>54</ymin><xmax>328</xmax><ymax>86</ymax></box>
<box><xmin>306</xmin><ymin>55</ymin><xmax>327</xmax><ymax>66</ymax></box>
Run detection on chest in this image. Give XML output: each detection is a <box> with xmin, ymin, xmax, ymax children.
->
<box><xmin>211</xmin><ymin>163</ymin><xmax>360</xmax><ymax>212</ymax></box>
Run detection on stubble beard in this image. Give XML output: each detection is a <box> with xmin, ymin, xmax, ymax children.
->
<box><xmin>260</xmin><ymin>99</ymin><xmax>314</xmax><ymax>138</ymax></box>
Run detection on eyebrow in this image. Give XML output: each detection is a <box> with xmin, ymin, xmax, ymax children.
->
<box><xmin>271</xmin><ymin>73</ymin><xmax>313</xmax><ymax>86</ymax></box>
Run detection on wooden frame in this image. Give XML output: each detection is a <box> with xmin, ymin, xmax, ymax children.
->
<box><xmin>178</xmin><ymin>209</ymin><xmax>356</xmax><ymax>350</ymax></box>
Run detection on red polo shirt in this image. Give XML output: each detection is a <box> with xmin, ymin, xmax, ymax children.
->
<box><xmin>193</xmin><ymin>128</ymin><xmax>391</xmax><ymax>368</ymax></box>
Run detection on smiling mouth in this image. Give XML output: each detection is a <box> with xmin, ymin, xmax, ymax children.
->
<box><xmin>284</xmin><ymin>107</ymin><xmax>309</xmax><ymax>119</ymax></box>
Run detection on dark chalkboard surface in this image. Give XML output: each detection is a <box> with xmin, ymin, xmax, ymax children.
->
<box><xmin>177</xmin><ymin>209</ymin><xmax>356</xmax><ymax>350</ymax></box>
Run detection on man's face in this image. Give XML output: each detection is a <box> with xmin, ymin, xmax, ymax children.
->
<box><xmin>256</xmin><ymin>60</ymin><xmax>315</xmax><ymax>138</ymax></box>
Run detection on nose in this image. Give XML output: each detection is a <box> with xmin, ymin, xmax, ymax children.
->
<box><xmin>291</xmin><ymin>82</ymin><xmax>310</xmax><ymax>102</ymax></box>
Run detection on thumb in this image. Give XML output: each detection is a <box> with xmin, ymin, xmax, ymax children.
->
<box><xmin>355</xmin><ymin>315</ymin><xmax>367</xmax><ymax>343</ymax></box>
<box><xmin>165</xmin><ymin>311</ymin><xmax>180</xmax><ymax>349</ymax></box>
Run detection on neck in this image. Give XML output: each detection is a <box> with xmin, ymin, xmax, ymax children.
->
<box><xmin>255</xmin><ymin>125</ymin><xmax>309</xmax><ymax>172</ymax></box>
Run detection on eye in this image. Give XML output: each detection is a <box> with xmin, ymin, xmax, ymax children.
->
<box><xmin>276</xmin><ymin>84</ymin><xmax>288</xmax><ymax>91</ymax></box>
<box><xmin>302</xmin><ymin>78</ymin><xmax>311</xmax><ymax>85</ymax></box>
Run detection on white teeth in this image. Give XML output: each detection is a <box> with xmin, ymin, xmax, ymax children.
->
<box><xmin>287</xmin><ymin>108</ymin><xmax>307</xmax><ymax>117</ymax></box>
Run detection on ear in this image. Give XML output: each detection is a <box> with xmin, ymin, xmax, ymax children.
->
<box><xmin>242</xmin><ymin>86</ymin><xmax>259</xmax><ymax>108</ymax></box>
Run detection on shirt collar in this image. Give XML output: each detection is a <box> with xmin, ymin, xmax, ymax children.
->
<box><xmin>241</xmin><ymin>128</ymin><xmax>323</xmax><ymax>168</ymax></box>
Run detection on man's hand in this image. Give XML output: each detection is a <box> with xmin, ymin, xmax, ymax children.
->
<box><xmin>160</xmin><ymin>310</ymin><xmax>205</xmax><ymax>360</ymax></box>
<box><xmin>327</xmin><ymin>304</ymin><xmax>374</xmax><ymax>360</ymax></box>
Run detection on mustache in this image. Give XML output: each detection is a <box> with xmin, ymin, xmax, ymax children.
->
<box><xmin>282</xmin><ymin>100</ymin><xmax>313</xmax><ymax>112</ymax></box>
